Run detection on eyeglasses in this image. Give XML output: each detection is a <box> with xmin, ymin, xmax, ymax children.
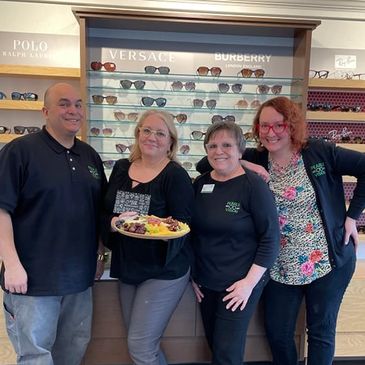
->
<box><xmin>90</xmin><ymin>61</ymin><xmax>116</xmax><ymax>72</ymax></box>
<box><xmin>191</xmin><ymin>131</ymin><xmax>206</xmax><ymax>140</ymax></box>
<box><xmin>0</xmin><ymin>126</ymin><xmax>11</xmax><ymax>134</ymax></box>
<box><xmin>120</xmin><ymin>80</ymin><xmax>146</xmax><ymax>90</ymax></box>
<box><xmin>244</xmin><ymin>132</ymin><xmax>255</xmax><ymax>142</ymax></box>
<box><xmin>180</xmin><ymin>144</ymin><xmax>190</xmax><ymax>155</ymax></box>
<box><xmin>115</xmin><ymin>143</ymin><xmax>133</xmax><ymax>153</ymax></box>
<box><xmin>307</xmin><ymin>102</ymin><xmax>362</xmax><ymax>112</ymax></box>
<box><xmin>11</xmin><ymin>92</ymin><xmax>38</xmax><ymax>101</ymax></box>
<box><xmin>92</xmin><ymin>95</ymin><xmax>117</xmax><ymax>105</ymax></box>
<box><xmin>309</xmin><ymin>69</ymin><xmax>329</xmax><ymax>79</ymax></box>
<box><xmin>139</xmin><ymin>127</ymin><xmax>168</xmax><ymax>139</ymax></box>
<box><xmin>90</xmin><ymin>127</ymin><xmax>114</xmax><ymax>136</ymax></box>
<box><xmin>206</xmin><ymin>142</ymin><xmax>236</xmax><ymax>151</ymax></box>
<box><xmin>217</xmin><ymin>83</ymin><xmax>242</xmax><ymax>94</ymax></box>
<box><xmin>347</xmin><ymin>73</ymin><xmax>365</xmax><ymax>80</ymax></box>
<box><xmin>114</xmin><ymin>111</ymin><xmax>139</xmax><ymax>122</ymax></box>
<box><xmin>257</xmin><ymin>84</ymin><xmax>282</xmax><ymax>95</ymax></box>
<box><xmin>103</xmin><ymin>160</ymin><xmax>117</xmax><ymax>169</ymax></box>
<box><xmin>170</xmin><ymin>113</ymin><xmax>188</xmax><ymax>124</ymax></box>
<box><xmin>0</xmin><ymin>92</ymin><xmax>6</xmax><ymax>100</ymax></box>
<box><xmin>193</xmin><ymin>99</ymin><xmax>217</xmax><ymax>109</ymax></box>
<box><xmin>171</xmin><ymin>81</ymin><xmax>196</xmax><ymax>91</ymax></box>
<box><xmin>211</xmin><ymin>115</ymin><xmax>236</xmax><ymax>123</ymax></box>
<box><xmin>238</xmin><ymin>68</ymin><xmax>265</xmax><ymax>78</ymax></box>
<box><xmin>258</xmin><ymin>123</ymin><xmax>288</xmax><ymax>134</ymax></box>
<box><xmin>144</xmin><ymin>66</ymin><xmax>170</xmax><ymax>74</ymax></box>
<box><xmin>196</xmin><ymin>66</ymin><xmax>222</xmax><ymax>77</ymax></box>
<box><xmin>14</xmin><ymin>126</ymin><xmax>41</xmax><ymax>134</ymax></box>
<box><xmin>353</xmin><ymin>136</ymin><xmax>363</xmax><ymax>144</ymax></box>
<box><xmin>141</xmin><ymin>97</ymin><xmax>167</xmax><ymax>107</ymax></box>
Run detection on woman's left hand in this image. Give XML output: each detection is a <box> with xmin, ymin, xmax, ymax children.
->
<box><xmin>223</xmin><ymin>279</ymin><xmax>254</xmax><ymax>312</ymax></box>
<box><xmin>344</xmin><ymin>216</ymin><xmax>359</xmax><ymax>251</ymax></box>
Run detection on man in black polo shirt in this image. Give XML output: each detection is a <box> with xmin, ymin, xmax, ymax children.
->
<box><xmin>0</xmin><ymin>82</ymin><xmax>107</xmax><ymax>365</ymax></box>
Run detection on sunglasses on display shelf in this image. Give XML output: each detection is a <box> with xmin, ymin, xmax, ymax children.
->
<box><xmin>353</xmin><ymin>136</ymin><xmax>364</xmax><ymax>144</ymax></box>
<box><xmin>114</xmin><ymin>111</ymin><xmax>139</xmax><ymax>122</ymax></box>
<box><xmin>0</xmin><ymin>92</ymin><xmax>7</xmax><ymax>100</ymax></box>
<box><xmin>191</xmin><ymin>130</ymin><xmax>206</xmax><ymax>140</ymax></box>
<box><xmin>139</xmin><ymin>127</ymin><xmax>168</xmax><ymax>139</ymax></box>
<box><xmin>182</xmin><ymin>161</ymin><xmax>193</xmax><ymax>170</ymax></box>
<box><xmin>14</xmin><ymin>126</ymin><xmax>41</xmax><ymax>135</ymax></box>
<box><xmin>258</xmin><ymin>123</ymin><xmax>288</xmax><ymax>134</ymax></box>
<box><xmin>346</xmin><ymin>73</ymin><xmax>365</xmax><ymax>80</ymax></box>
<box><xmin>92</xmin><ymin>95</ymin><xmax>118</xmax><ymax>105</ymax></box>
<box><xmin>307</xmin><ymin>103</ymin><xmax>362</xmax><ymax>112</ymax></box>
<box><xmin>179</xmin><ymin>144</ymin><xmax>190</xmax><ymax>155</ymax></box>
<box><xmin>308</xmin><ymin>69</ymin><xmax>329</xmax><ymax>79</ymax></box>
<box><xmin>90</xmin><ymin>127</ymin><xmax>114</xmax><ymax>137</ymax></box>
<box><xmin>257</xmin><ymin>84</ymin><xmax>283</xmax><ymax>95</ymax></box>
<box><xmin>358</xmin><ymin>225</ymin><xmax>365</xmax><ymax>234</ymax></box>
<box><xmin>196</xmin><ymin>66</ymin><xmax>222</xmax><ymax>77</ymax></box>
<box><xmin>243</xmin><ymin>131</ymin><xmax>255</xmax><ymax>142</ymax></box>
<box><xmin>144</xmin><ymin>66</ymin><xmax>170</xmax><ymax>74</ymax></box>
<box><xmin>193</xmin><ymin>99</ymin><xmax>217</xmax><ymax>109</ymax></box>
<box><xmin>170</xmin><ymin>113</ymin><xmax>188</xmax><ymax>124</ymax></box>
<box><xmin>115</xmin><ymin>143</ymin><xmax>133</xmax><ymax>153</ymax></box>
<box><xmin>11</xmin><ymin>92</ymin><xmax>38</xmax><ymax>101</ymax></box>
<box><xmin>90</xmin><ymin>61</ymin><xmax>117</xmax><ymax>72</ymax></box>
<box><xmin>211</xmin><ymin>115</ymin><xmax>236</xmax><ymax>123</ymax></box>
<box><xmin>141</xmin><ymin>97</ymin><xmax>167</xmax><ymax>107</ymax></box>
<box><xmin>120</xmin><ymin>80</ymin><xmax>146</xmax><ymax>90</ymax></box>
<box><xmin>238</xmin><ymin>68</ymin><xmax>265</xmax><ymax>78</ymax></box>
<box><xmin>0</xmin><ymin>126</ymin><xmax>11</xmax><ymax>134</ymax></box>
<box><xmin>217</xmin><ymin>83</ymin><xmax>243</xmax><ymax>94</ymax></box>
<box><xmin>102</xmin><ymin>160</ymin><xmax>117</xmax><ymax>169</ymax></box>
<box><xmin>171</xmin><ymin>81</ymin><xmax>196</xmax><ymax>91</ymax></box>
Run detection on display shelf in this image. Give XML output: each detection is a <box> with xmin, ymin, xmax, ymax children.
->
<box><xmin>0</xmin><ymin>65</ymin><xmax>80</xmax><ymax>79</ymax></box>
<box><xmin>306</xmin><ymin>110</ymin><xmax>365</xmax><ymax>121</ymax></box>
<box><xmin>0</xmin><ymin>134</ymin><xmax>22</xmax><ymax>143</ymax></box>
<box><xmin>308</xmin><ymin>78</ymin><xmax>365</xmax><ymax>90</ymax></box>
<box><xmin>0</xmin><ymin>100</ymin><xmax>43</xmax><ymax>111</ymax></box>
<box><xmin>337</xmin><ymin>143</ymin><xmax>365</xmax><ymax>153</ymax></box>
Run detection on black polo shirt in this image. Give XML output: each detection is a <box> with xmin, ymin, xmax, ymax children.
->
<box><xmin>0</xmin><ymin>127</ymin><xmax>106</xmax><ymax>296</ymax></box>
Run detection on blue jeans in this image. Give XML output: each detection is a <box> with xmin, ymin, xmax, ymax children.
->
<box><xmin>3</xmin><ymin>287</ymin><xmax>92</xmax><ymax>365</ymax></box>
<box><xmin>119</xmin><ymin>269</ymin><xmax>190</xmax><ymax>365</ymax></box>
<box><xmin>264</xmin><ymin>255</ymin><xmax>356</xmax><ymax>365</ymax></box>
<box><xmin>199</xmin><ymin>273</ymin><xmax>269</xmax><ymax>365</ymax></box>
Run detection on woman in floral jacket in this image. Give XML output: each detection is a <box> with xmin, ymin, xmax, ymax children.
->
<box><xmin>196</xmin><ymin>96</ymin><xmax>365</xmax><ymax>365</ymax></box>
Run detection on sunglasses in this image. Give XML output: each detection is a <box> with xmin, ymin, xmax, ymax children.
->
<box><xmin>191</xmin><ymin>131</ymin><xmax>206</xmax><ymax>140</ymax></box>
<box><xmin>120</xmin><ymin>80</ymin><xmax>146</xmax><ymax>90</ymax></box>
<box><xmin>196</xmin><ymin>66</ymin><xmax>222</xmax><ymax>77</ymax></box>
<box><xmin>0</xmin><ymin>126</ymin><xmax>11</xmax><ymax>134</ymax></box>
<box><xmin>102</xmin><ymin>160</ymin><xmax>117</xmax><ymax>169</ymax></box>
<box><xmin>353</xmin><ymin>136</ymin><xmax>363</xmax><ymax>144</ymax></box>
<box><xmin>309</xmin><ymin>69</ymin><xmax>329</xmax><ymax>79</ymax></box>
<box><xmin>180</xmin><ymin>144</ymin><xmax>190</xmax><ymax>155</ymax></box>
<box><xmin>14</xmin><ymin>126</ymin><xmax>41</xmax><ymax>134</ymax></box>
<box><xmin>171</xmin><ymin>81</ymin><xmax>196</xmax><ymax>91</ymax></box>
<box><xmin>182</xmin><ymin>161</ymin><xmax>193</xmax><ymax>170</ymax></box>
<box><xmin>193</xmin><ymin>99</ymin><xmax>216</xmax><ymax>109</ymax></box>
<box><xmin>92</xmin><ymin>95</ymin><xmax>117</xmax><ymax>105</ymax></box>
<box><xmin>90</xmin><ymin>127</ymin><xmax>114</xmax><ymax>136</ymax></box>
<box><xmin>257</xmin><ymin>84</ymin><xmax>282</xmax><ymax>95</ymax></box>
<box><xmin>211</xmin><ymin>115</ymin><xmax>236</xmax><ymax>123</ymax></box>
<box><xmin>11</xmin><ymin>92</ymin><xmax>38</xmax><ymax>101</ymax></box>
<box><xmin>170</xmin><ymin>113</ymin><xmax>188</xmax><ymax>124</ymax></box>
<box><xmin>217</xmin><ymin>83</ymin><xmax>242</xmax><ymax>94</ymax></box>
<box><xmin>141</xmin><ymin>97</ymin><xmax>167</xmax><ymax>107</ymax></box>
<box><xmin>0</xmin><ymin>92</ymin><xmax>7</xmax><ymax>100</ymax></box>
<box><xmin>115</xmin><ymin>143</ymin><xmax>133</xmax><ymax>153</ymax></box>
<box><xmin>90</xmin><ymin>61</ymin><xmax>116</xmax><ymax>72</ymax></box>
<box><xmin>144</xmin><ymin>66</ymin><xmax>170</xmax><ymax>74</ymax></box>
<box><xmin>238</xmin><ymin>68</ymin><xmax>265</xmax><ymax>78</ymax></box>
<box><xmin>114</xmin><ymin>111</ymin><xmax>139</xmax><ymax>121</ymax></box>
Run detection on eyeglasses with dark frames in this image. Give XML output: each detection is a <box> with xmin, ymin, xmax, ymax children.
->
<box><xmin>120</xmin><ymin>80</ymin><xmax>146</xmax><ymax>90</ymax></box>
<box><xmin>170</xmin><ymin>113</ymin><xmax>188</xmax><ymax>124</ymax></box>
<box><xmin>115</xmin><ymin>144</ymin><xmax>133</xmax><ymax>153</ymax></box>
<box><xmin>171</xmin><ymin>81</ymin><xmax>196</xmax><ymax>91</ymax></box>
<box><xmin>141</xmin><ymin>97</ymin><xmax>167</xmax><ymax>107</ymax></box>
<box><xmin>217</xmin><ymin>83</ymin><xmax>242</xmax><ymax>94</ymax></box>
<box><xmin>114</xmin><ymin>111</ymin><xmax>139</xmax><ymax>122</ymax></box>
<box><xmin>196</xmin><ymin>66</ymin><xmax>222</xmax><ymax>77</ymax></box>
<box><xmin>11</xmin><ymin>92</ymin><xmax>38</xmax><ymax>101</ymax></box>
<box><xmin>211</xmin><ymin>115</ymin><xmax>236</xmax><ymax>123</ymax></box>
<box><xmin>14</xmin><ymin>126</ymin><xmax>41</xmax><ymax>135</ymax></box>
<box><xmin>90</xmin><ymin>127</ymin><xmax>114</xmax><ymax>136</ymax></box>
<box><xmin>0</xmin><ymin>126</ymin><xmax>11</xmax><ymax>134</ymax></box>
<box><xmin>258</xmin><ymin>123</ymin><xmax>288</xmax><ymax>134</ymax></box>
<box><xmin>257</xmin><ymin>84</ymin><xmax>283</xmax><ymax>95</ymax></box>
<box><xmin>193</xmin><ymin>99</ymin><xmax>217</xmax><ymax>109</ymax></box>
<box><xmin>139</xmin><ymin>127</ymin><xmax>168</xmax><ymax>139</ymax></box>
<box><xmin>238</xmin><ymin>68</ymin><xmax>265</xmax><ymax>78</ymax></box>
<box><xmin>309</xmin><ymin>69</ymin><xmax>329</xmax><ymax>79</ymax></box>
<box><xmin>90</xmin><ymin>61</ymin><xmax>116</xmax><ymax>72</ymax></box>
<box><xmin>144</xmin><ymin>66</ymin><xmax>170</xmax><ymax>74</ymax></box>
<box><xmin>191</xmin><ymin>131</ymin><xmax>206</xmax><ymax>140</ymax></box>
<box><xmin>92</xmin><ymin>95</ymin><xmax>118</xmax><ymax>105</ymax></box>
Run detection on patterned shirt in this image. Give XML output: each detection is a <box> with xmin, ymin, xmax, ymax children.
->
<box><xmin>268</xmin><ymin>153</ymin><xmax>332</xmax><ymax>285</ymax></box>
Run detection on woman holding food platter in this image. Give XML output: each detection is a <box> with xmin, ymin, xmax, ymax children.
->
<box><xmin>190</xmin><ymin>120</ymin><xmax>280</xmax><ymax>365</ymax></box>
<box><xmin>102</xmin><ymin>109</ymin><xmax>194</xmax><ymax>365</ymax></box>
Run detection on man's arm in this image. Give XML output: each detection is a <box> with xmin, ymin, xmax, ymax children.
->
<box><xmin>0</xmin><ymin>208</ymin><xmax>27</xmax><ymax>294</ymax></box>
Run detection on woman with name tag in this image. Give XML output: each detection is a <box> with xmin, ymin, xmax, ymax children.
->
<box><xmin>196</xmin><ymin>96</ymin><xmax>365</xmax><ymax>365</ymax></box>
<box><xmin>101</xmin><ymin>109</ymin><xmax>194</xmax><ymax>365</ymax></box>
<box><xmin>190</xmin><ymin>120</ymin><xmax>280</xmax><ymax>365</ymax></box>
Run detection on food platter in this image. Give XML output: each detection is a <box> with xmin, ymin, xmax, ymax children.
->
<box><xmin>113</xmin><ymin>215</ymin><xmax>190</xmax><ymax>240</ymax></box>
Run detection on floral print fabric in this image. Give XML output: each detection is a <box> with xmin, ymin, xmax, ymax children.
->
<box><xmin>268</xmin><ymin>153</ymin><xmax>332</xmax><ymax>285</ymax></box>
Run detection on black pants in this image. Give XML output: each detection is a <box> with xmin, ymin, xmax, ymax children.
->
<box><xmin>264</xmin><ymin>255</ymin><xmax>356</xmax><ymax>365</ymax></box>
<box><xmin>199</xmin><ymin>273</ymin><xmax>269</xmax><ymax>365</ymax></box>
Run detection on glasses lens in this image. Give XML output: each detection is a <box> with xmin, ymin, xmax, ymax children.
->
<box><xmin>236</xmin><ymin>99</ymin><xmax>249</xmax><ymax>109</ymax></box>
<box><xmin>104</xmin><ymin>62</ymin><xmax>116</xmax><ymax>72</ymax></box>
<box><xmin>272</xmin><ymin>85</ymin><xmax>283</xmax><ymax>95</ymax></box>
<box><xmin>191</xmin><ymin>131</ymin><xmax>204</xmax><ymax>140</ymax></box>
<box><xmin>197</xmin><ymin>66</ymin><xmax>209</xmax><ymax>76</ymax></box>
<box><xmin>257</xmin><ymin>85</ymin><xmax>270</xmax><ymax>94</ymax></box>
<box><xmin>211</xmin><ymin>67</ymin><xmax>222</xmax><ymax>76</ymax></box>
<box><xmin>103</xmin><ymin>160</ymin><xmax>116</xmax><ymax>169</ymax></box>
<box><xmin>114</xmin><ymin>111</ymin><xmax>125</xmax><ymax>121</ymax></box>
<box><xmin>26</xmin><ymin>127</ymin><xmax>41</xmax><ymax>133</ymax></box>
<box><xmin>92</xmin><ymin>95</ymin><xmax>104</xmax><ymax>104</ymax></box>
<box><xmin>225</xmin><ymin>115</ymin><xmax>236</xmax><ymax>123</ymax></box>
<box><xmin>91</xmin><ymin>61</ymin><xmax>102</xmax><ymax>71</ymax></box>
<box><xmin>0</xmin><ymin>92</ymin><xmax>7</xmax><ymax>100</ymax></box>
<box><xmin>102</xmin><ymin>128</ymin><xmax>113</xmax><ymax>136</ymax></box>
<box><xmin>14</xmin><ymin>126</ymin><xmax>26</xmax><ymax>134</ymax></box>
<box><xmin>185</xmin><ymin>82</ymin><xmax>196</xmax><ymax>91</ymax></box>
<box><xmin>158</xmin><ymin>66</ymin><xmax>170</xmax><ymax>74</ymax></box>
<box><xmin>105</xmin><ymin>96</ymin><xmax>117</xmax><ymax>105</ymax></box>
<box><xmin>171</xmin><ymin>81</ymin><xmax>183</xmax><ymax>91</ymax></box>
<box><xmin>116</xmin><ymin>144</ymin><xmax>128</xmax><ymax>153</ymax></box>
<box><xmin>128</xmin><ymin>113</ymin><xmax>139</xmax><ymax>121</ymax></box>
<box><xmin>24</xmin><ymin>93</ymin><xmax>38</xmax><ymax>101</ymax></box>
<box><xmin>254</xmin><ymin>69</ymin><xmax>265</xmax><ymax>78</ymax></box>
<box><xmin>211</xmin><ymin>115</ymin><xmax>223</xmax><ymax>123</ymax></box>
<box><xmin>193</xmin><ymin>99</ymin><xmax>204</xmax><ymax>108</ymax></box>
<box><xmin>206</xmin><ymin>99</ymin><xmax>217</xmax><ymax>109</ymax></box>
<box><xmin>0</xmin><ymin>126</ymin><xmax>10</xmax><ymax>134</ymax></box>
<box><xmin>155</xmin><ymin>98</ymin><xmax>167</xmax><ymax>107</ymax></box>
<box><xmin>141</xmin><ymin>97</ymin><xmax>154</xmax><ymax>107</ymax></box>
<box><xmin>232</xmin><ymin>84</ymin><xmax>242</xmax><ymax>93</ymax></box>
<box><xmin>134</xmin><ymin>80</ymin><xmax>146</xmax><ymax>90</ymax></box>
<box><xmin>182</xmin><ymin>161</ymin><xmax>193</xmax><ymax>170</ymax></box>
<box><xmin>318</xmin><ymin>70</ymin><xmax>329</xmax><ymax>79</ymax></box>
<box><xmin>218</xmin><ymin>83</ymin><xmax>229</xmax><ymax>93</ymax></box>
<box><xmin>175</xmin><ymin>113</ymin><xmax>187</xmax><ymax>124</ymax></box>
<box><xmin>180</xmin><ymin>145</ymin><xmax>190</xmax><ymax>154</ymax></box>
<box><xmin>90</xmin><ymin>127</ymin><xmax>100</xmax><ymax>136</ymax></box>
<box><xmin>11</xmin><ymin>92</ymin><xmax>22</xmax><ymax>100</ymax></box>
<box><xmin>251</xmin><ymin>100</ymin><xmax>261</xmax><ymax>109</ymax></box>
<box><xmin>240</xmin><ymin>68</ymin><xmax>253</xmax><ymax>78</ymax></box>
<box><xmin>120</xmin><ymin>80</ymin><xmax>132</xmax><ymax>89</ymax></box>
<box><xmin>144</xmin><ymin>66</ymin><xmax>157</xmax><ymax>74</ymax></box>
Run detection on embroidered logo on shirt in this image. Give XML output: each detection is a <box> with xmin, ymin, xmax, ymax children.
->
<box><xmin>225</xmin><ymin>201</ymin><xmax>240</xmax><ymax>214</ymax></box>
<box><xmin>88</xmin><ymin>165</ymin><xmax>101</xmax><ymax>179</ymax></box>
<box><xmin>310</xmin><ymin>162</ymin><xmax>326</xmax><ymax>177</ymax></box>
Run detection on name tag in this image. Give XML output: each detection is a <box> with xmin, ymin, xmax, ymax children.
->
<box><xmin>201</xmin><ymin>184</ymin><xmax>215</xmax><ymax>193</ymax></box>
